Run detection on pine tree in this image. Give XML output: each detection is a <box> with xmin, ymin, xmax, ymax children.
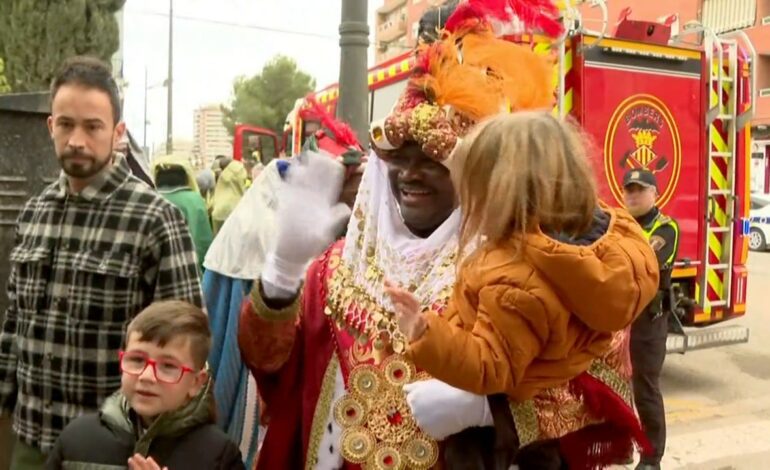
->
<box><xmin>222</xmin><ymin>55</ymin><xmax>316</xmax><ymax>136</ymax></box>
<box><xmin>0</xmin><ymin>0</ymin><xmax>125</xmax><ymax>92</ymax></box>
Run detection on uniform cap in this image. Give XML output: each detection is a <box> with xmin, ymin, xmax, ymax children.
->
<box><xmin>623</xmin><ymin>169</ymin><xmax>658</xmax><ymax>191</ymax></box>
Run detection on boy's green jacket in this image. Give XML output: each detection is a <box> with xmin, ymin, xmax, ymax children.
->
<box><xmin>46</xmin><ymin>381</ymin><xmax>244</xmax><ymax>470</ymax></box>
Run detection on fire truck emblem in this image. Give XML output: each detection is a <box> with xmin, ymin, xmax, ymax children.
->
<box><xmin>604</xmin><ymin>94</ymin><xmax>682</xmax><ymax>208</ymax></box>
<box><xmin>624</xmin><ymin>118</ymin><xmax>667</xmax><ymax>172</ymax></box>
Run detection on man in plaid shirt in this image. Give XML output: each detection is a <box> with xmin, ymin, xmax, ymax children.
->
<box><xmin>0</xmin><ymin>57</ymin><xmax>203</xmax><ymax>468</ymax></box>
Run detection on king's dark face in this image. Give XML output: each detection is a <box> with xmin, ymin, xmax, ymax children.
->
<box><xmin>385</xmin><ymin>142</ymin><xmax>456</xmax><ymax>238</ymax></box>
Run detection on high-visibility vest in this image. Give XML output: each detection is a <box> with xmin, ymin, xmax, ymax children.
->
<box><xmin>641</xmin><ymin>210</ymin><xmax>679</xmax><ymax>268</ymax></box>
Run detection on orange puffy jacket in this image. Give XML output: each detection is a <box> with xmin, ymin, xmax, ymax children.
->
<box><xmin>407</xmin><ymin>205</ymin><xmax>659</xmax><ymax>401</ymax></box>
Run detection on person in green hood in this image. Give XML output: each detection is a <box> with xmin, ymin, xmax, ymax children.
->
<box><xmin>152</xmin><ymin>155</ymin><xmax>214</xmax><ymax>272</ymax></box>
<box><xmin>47</xmin><ymin>301</ymin><xmax>245</xmax><ymax>470</ymax></box>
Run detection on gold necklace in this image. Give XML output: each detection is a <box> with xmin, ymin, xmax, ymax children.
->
<box><xmin>324</xmin><ymin>256</ymin><xmax>408</xmax><ymax>353</ymax></box>
<box><xmin>324</xmin><ymin>252</ymin><xmax>454</xmax><ymax>354</ymax></box>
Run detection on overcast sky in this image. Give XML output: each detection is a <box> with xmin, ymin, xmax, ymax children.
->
<box><xmin>121</xmin><ymin>0</ymin><xmax>380</xmax><ymax>150</ymax></box>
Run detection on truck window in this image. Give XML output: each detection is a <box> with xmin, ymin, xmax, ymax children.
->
<box><xmin>752</xmin><ymin>196</ymin><xmax>770</xmax><ymax>210</ymax></box>
<box><xmin>242</xmin><ymin>132</ymin><xmax>276</xmax><ymax>165</ymax></box>
<box><xmin>371</xmin><ymin>80</ymin><xmax>408</xmax><ymax>123</ymax></box>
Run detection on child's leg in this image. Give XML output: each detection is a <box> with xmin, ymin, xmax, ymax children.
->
<box><xmin>515</xmin><ymin>439</ymin><xmax>565</xmax><ymax>470</ymax></box>
<box><xmin>443</xmin><ymin>427</ymin><xmax>496</xmax><ymax>469</ymax></box>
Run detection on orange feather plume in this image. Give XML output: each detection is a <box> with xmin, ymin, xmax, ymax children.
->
<box><xmin>412</xmin><ymin>28</ymin><xmax>554</xmax><ymax>120</ymax></box>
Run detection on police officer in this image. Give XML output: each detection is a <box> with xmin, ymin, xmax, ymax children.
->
<box><xmin>623</xmin><ymin>169</ymin><xmax>680</xmax><ymax>470</ymax></box>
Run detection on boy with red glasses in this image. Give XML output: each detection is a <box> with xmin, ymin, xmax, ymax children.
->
<box><xmin>46</xmin><ymin>301</ymin><xmax>244</xmax><ymax>470</ymax></box>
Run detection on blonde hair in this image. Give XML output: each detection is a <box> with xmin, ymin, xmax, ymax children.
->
<box><xmin>451</xmin><ymin>111</ymin><xmax>598</xmax><ymax>259</ymax></box>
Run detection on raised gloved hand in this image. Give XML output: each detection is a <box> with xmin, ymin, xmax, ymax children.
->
<box><xmin>404</xmin><ymin>378</ymin><xmax>494</xmax><ymax>441</ymax></box>
<box><xmin>261</xmin><ymin>150</ymin><xmax>351</xmax><ymax>298</ymax></box>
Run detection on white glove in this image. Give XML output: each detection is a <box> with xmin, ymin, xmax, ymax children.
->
<box><xmin>404</xmin><ymin>379</ymin><xmax>494</xmax><ymax>441</ymax></box>
<box><xmin>261</xmin><ymin>150</ymin><xmax>351</xmax><ymax>296</ymax></box>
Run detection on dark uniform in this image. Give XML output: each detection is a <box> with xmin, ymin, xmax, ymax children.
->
<box><xmin>624</xmin><ymin>170</ymin><xmax>680</xmax><ymax>470</ymax></box>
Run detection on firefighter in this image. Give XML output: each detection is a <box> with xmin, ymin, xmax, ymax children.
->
<box><xmin>623</xmin><ymin>168</ymin><xmax>680</xmax><ymax>470</ymax></box>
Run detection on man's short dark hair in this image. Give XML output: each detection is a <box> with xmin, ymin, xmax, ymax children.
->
<box><xmin>50</xmin><ymin>56</ymin><xmax>121</xmax><ymax>125</ymax></box>
<box><xmin>127</xmin><ymin>301</ymin><xmax>211</xmax><ymax>370</ymax></box>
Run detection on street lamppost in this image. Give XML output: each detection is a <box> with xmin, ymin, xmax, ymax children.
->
<box><xmin>166</xmin><ymin>0</ymin><xmax>174</xmax><ymax>154</ymax></box>
<box><xmin>338</xmin><ymin>0</ymin><xmax>369</xmax><ymax>146</ymax></box>
<box><xmin>143</xmin><ymin>67</ymin><xmax>168</xmax><ymax>154</ymax></box>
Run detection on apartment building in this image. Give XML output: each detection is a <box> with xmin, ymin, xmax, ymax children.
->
<box><xmin>193</xmin><ymin>104</ymin><xmax>232</xmax><ymax>169</ymax></box>
<box><xmin>374</xmin><ymin>0</ymin><xmax>450</xmax><ymax>63</ymax></box>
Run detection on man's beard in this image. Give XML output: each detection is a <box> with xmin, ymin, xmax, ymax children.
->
<box><xmin>59</xmin><ymin>147</ymin><xmax>112</xmax><ymax>179</ymax></box>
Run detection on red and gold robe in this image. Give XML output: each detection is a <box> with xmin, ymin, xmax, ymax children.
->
<box><xmin>239</xmin><ymin>239</ymin><xmax>648</xmax><ymax>470</ymax></box>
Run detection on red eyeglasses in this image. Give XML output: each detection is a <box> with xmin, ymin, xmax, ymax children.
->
<box><xmin>119</xmin><ymin>350</ymin><xmax>195</xmax><ymax>384</ymax></box>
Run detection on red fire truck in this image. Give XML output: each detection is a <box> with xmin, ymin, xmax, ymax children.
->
<box><xmin>257</xmin><ymin>9</ymin><xmax>759</xmax><ymax>354</ymax></box>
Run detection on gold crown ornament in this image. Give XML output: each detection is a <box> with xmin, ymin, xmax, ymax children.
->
<box><xmin>632</xmin><ymin>130</ymin><xmax>658</xmax><ymax>147</ymax></box>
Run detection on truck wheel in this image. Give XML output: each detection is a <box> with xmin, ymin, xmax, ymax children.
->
<box><xmin>749</xmin><ymin>227</ymin><xmax>767</xmax><ymax>251</ymax></box>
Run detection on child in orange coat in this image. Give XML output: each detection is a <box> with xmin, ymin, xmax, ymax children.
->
<box><xmin>386</xmin><ymin>110</ymin><xmax>659</xmax><ymax>402</ymax></box>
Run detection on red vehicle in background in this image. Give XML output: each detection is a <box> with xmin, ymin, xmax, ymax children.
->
<box><xmin>231</xmin><ymin>101</ymin><xmax>350</xmax><ymax>165</ymax></box>
<box><xmin>232</xmin><ymin>125</ymin><xmax>281</xmax><ymax>164</ymax></box>
<box><xmin>287</xmin><ymin>6</ymin><xmax>758</xmax><ymax>354</ymax></box>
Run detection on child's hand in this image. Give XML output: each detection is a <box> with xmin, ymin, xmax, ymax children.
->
<box><xmin>384</xmin><ymin>280</ymin><xmax>427</xmax><ymax>342</ymax></box>
<box><xmin>128</xmin><ymin>455</ymin><xmax>168</xmax><ymax>470</ymax></box>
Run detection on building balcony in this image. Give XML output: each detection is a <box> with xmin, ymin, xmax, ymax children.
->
<box><xmin>751</xmin><ymin>51</ymin><xmax>770</xmax><ymax>127</ymax></box>
<box><xmin>744</xmin><ymin>25</ymin><xmax>770</xmax><ymax>56</ymax></box>
<box><xmin>702</xmin><ymin>0</ymin><xmax>756</xmax><ymax>33</ymax></box>
<box><xmin>377</xmin><ymin>15</ymin><xmax>407</xmax><ymax>44</ymax></box>
<box><xmin>378</xmin><ymin>0</ymin><xmax>407</xmax><ymax>15</ymax></box>
<box><xmin>755</xmin><ymin>92</ymin><xmax>770</xmax><ymax>127</ymax></box>
<box><xmin>376</xmin><ymin>46</ymin><xmax>402</xmax><ymax>64</ymax></box>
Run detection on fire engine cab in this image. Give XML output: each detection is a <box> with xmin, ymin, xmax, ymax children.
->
<box><xmin>252</xmin><ymin>3</ymin><xmax>759</xmax><ymax>354</ymax></box>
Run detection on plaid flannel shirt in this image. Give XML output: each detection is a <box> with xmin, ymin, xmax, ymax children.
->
<box><xmin>0</xmin><ymin>155</ymin><xmax>203</xmax><ymax>452</ymax></box>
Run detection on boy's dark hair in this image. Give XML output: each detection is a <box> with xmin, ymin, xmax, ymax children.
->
<box><xmin>51</xmin><ymin>56</ymin><xmax>121</xmax><ymax>125</ymax></box>
<box><xmin>127</xmin><ymin>301</ymin><xmax>211</xmax><ymax>370</ymax></box>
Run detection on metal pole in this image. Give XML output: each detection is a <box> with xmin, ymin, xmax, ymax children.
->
<box><xmin>166</xmin><ymin>0</ymin><xmax>174</xmax><ymax>154</ymax></box>
<box><xmin>143</xmin><ymin>67</ymin><xmax>148</xmax><ymax>150</ymax></box>
<box><xmin>337</xmin><ymin>0</ymin><xmax>370</xmax><ymax>147</ymax></box>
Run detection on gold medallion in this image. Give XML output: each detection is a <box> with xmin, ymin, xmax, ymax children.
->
<box><xmin>369</xmin><ymin>444</ymin><xmax>404</xmax><ymax>470</ymax></box>
<box><xmin>382</xmin><ymin>355</ymin><xmax>415</xmax><ymax>387</ymax></box>
<box><xmin>334</xmin><ymin>357</ymin><xmax>438</xmax><ymax>469</ymax></box>
<box><xmin>349</xmin><ymin>365</ymin><xmax>382</xmax><ymax>398</ymax></box>
<box><xmin>367</xmin><ymin>390</ymin><xmax>415</xmax><ymax>444</ymax></box>
<box><xmin>403</xmin><ymin>435</ymin><xmax>439</xmax><ymax>469</ymax></box>
<box><xmin>334</xmin><ymin>395</ymin><xmax>368</xmax><ymax>428</ymax></box>
<box><xmin>341</xmin><ymin>427</ymin><xmax>375</xmax><ymax>464</ymax></box>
